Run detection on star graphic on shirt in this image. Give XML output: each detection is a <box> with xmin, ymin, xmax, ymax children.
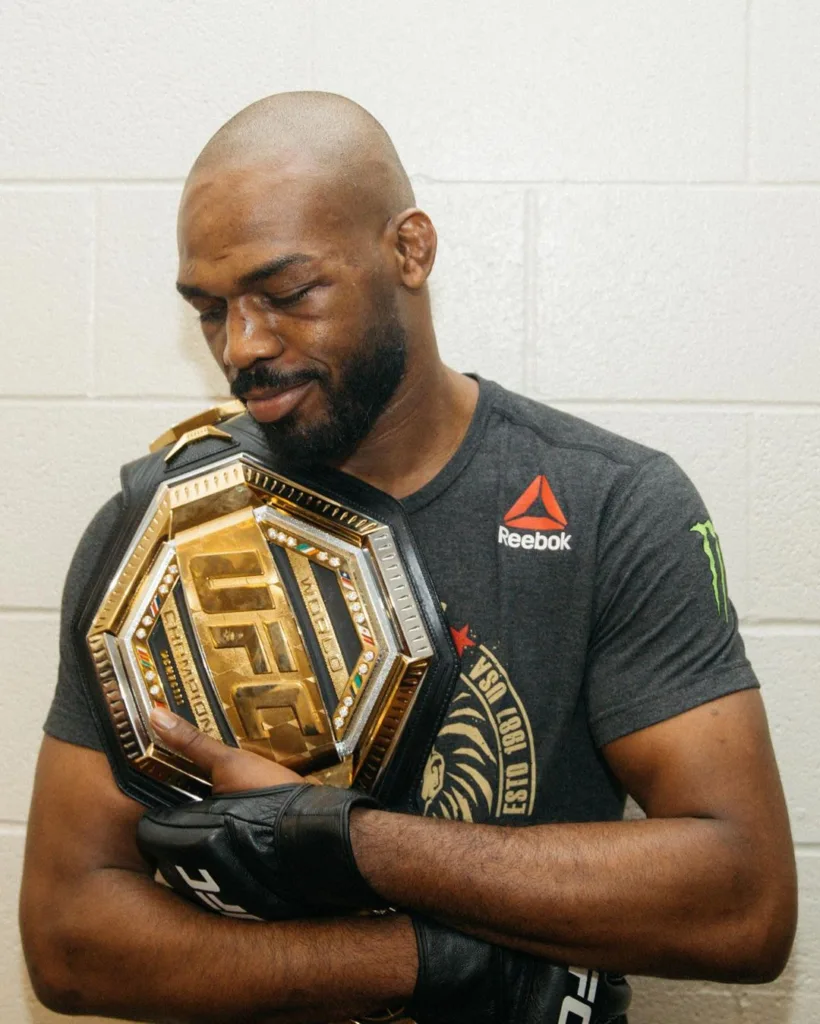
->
<box><xmin>449</xmin><ymin>623</ymin><xmax>475</xmax><ymax>657</ymax></box>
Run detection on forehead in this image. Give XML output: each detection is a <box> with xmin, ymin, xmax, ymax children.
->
<box><xmin>177</xmin><ymin>163</ymin><xmax>364</xmax><ymax>286</ymax></box>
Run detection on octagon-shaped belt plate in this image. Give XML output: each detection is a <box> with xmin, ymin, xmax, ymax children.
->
<box><xmin>86</xmin><ymin>454</ymin><xmax>434</xmax><ymax>801</ymax></box>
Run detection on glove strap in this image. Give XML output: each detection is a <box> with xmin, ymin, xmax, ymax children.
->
<box><xmin>277</xmin><ymin>785</ymin><xmax>389</xmax><ymax>909</ymax></box>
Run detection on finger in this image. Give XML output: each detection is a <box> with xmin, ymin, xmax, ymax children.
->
<box><xmin>149</xmin><ymin>706</ymin><xmax>304</xmax><ymax>793</ymax></box>
<box><xmin>149</xmin><ymin>705</ymin><xmax>228</xmax><ymax>775</ymax></box>
<box><xmin>212</xmin><ymin>754</ymin><xmax>302</xmax><ymax>794</ymax></box>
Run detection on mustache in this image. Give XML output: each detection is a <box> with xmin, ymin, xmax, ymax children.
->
<box><xmin>230</xmin><ymin>364</ymin><xmax>327</xmax><ymax>401</ymax></box>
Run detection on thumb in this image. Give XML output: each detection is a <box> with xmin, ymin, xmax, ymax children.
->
<box><xmin>149</xmin><ymin>705</ymin><xmax>305</xmax><ymax>793</ymax></box>
<box><xmin>150</xmin><ymin>705</ymin><xmax>226</xmax><ymax>776</ymax></box>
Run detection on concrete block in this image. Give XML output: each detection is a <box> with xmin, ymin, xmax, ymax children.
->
<box><xmin>749</xmin><ymin>415</ymin><xmax>820</xmax><ymax>620</ymax></box>
<box><xmin>745</xmin><ymin>632</ymin><xmax>820</xmax><ymax>844</ymax></box>
<box><xmin>751</xmin><ymin>1</ymin><xmax>820</xmax><ymax>180</ymax></box>
<box><xmin>413</xmin><ymin>182</ymin><xmax>525</xmax><ymax>391</ymax></box>
<box><xmin>1</xmin><ymin>0</ymin><xmax>312</xmax><ymax>179</ymax></box>
<box><xmin>0</xmin><ymin>399</ymin><xmax>210</xmax><ymax>609</ymax></box>
<box><xmin>313</xmin><ymin>0</ymin><xmax>745</xmax><ymax>181</ymax></box>
<box><xmin>549</xmin><ymin>407</ymin><xmax>750</xmax><ymax>616</ymax></box>
<box><xmin>0</xmin><ymin>616</ymin><xmax>59</xmax><ymax>824</ymax></box>
<box><xmin>0</xmin><ymin>190</ymin><xmax>93</xmax><ymax>396</ymax></box>
<box><xmin>629</xmin><ymin>980</ymin><xmax>741</xmax><ymax>1023</ymax></box>
<box><xmin>95</xmin><ymin>187</ymin><xmax>229</xmax><ymax>398</ymax></box>
<box><xmin>533</xmin><ymin>188</ymin><xmax>820</xmax><ymax>402</ymax></box>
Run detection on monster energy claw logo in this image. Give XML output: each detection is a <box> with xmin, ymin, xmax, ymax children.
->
<box><xmin>690</xmin><ymin>520</ymin><xmax>729</xmax><ymax>620</ymax></box>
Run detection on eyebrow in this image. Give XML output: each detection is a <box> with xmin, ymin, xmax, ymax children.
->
<box><xmin>176</xmin><ymin>253</ymin><xmax>314</xmax><ymax>300</ymax></box>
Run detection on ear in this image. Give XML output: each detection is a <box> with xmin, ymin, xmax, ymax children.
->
<box><xmin>391</xmin><ymin>209</ymin><xmax>437</xmax><ymax>289</ymax></box>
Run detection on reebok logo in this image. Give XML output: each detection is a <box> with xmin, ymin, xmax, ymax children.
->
<box><xmin>499</xmin><ymin>475</ymin><xmax>572</xmax><ymax>552</ymax></box>
<box><xmin>498</xmin><ymin>525</ymin><xmax>571</xmax><ymax>550</ymax></box>
<box><xmin>504</xmin><ymin>474</ymin><xmax>567</xmax><ymax>531</ymax></box>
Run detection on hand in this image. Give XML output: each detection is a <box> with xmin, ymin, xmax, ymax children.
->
<box><xmin>409</xmin><ymin>917</ymin><xmax>632</xmax><ymax>1024</ymax></box>
<box><xmin>140</xmin><ymin>706</ymin><xmax>388</xmax><ymax>920</ymax></box>
<box><xmin>150</xmin><ymin>705</ymin><xmax>302</xmax><ymax>792</ymax></box>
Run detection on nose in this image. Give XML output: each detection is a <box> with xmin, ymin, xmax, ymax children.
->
<box><xmin>222</xmin><ymin>298</ymin><xmax>284</xmax><ymax>371</ymax></box>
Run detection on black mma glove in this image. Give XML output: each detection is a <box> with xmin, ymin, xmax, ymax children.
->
<box><xmin>137</xmin><ymin>783</ymin><xmax>388</xmax><ymax>921</ymax></box>
<box><xmin>409</xmin><ymin>917</ymin><xmax>631</xmax><ymax>1024</ymax></box>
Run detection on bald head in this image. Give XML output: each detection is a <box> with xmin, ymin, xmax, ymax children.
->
<box><xmin>188</xmin><ymin>91</ymin><xmax>415</xmax><ymax>225</ymax></box>
<box><xmin>176</xmin><ymin>92</ymin><xmax>440</xmax><ymax>469</ymax></box>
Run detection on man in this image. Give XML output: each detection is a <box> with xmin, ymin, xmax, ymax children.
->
<box><xmin>20</xmin><ymin>92</ymin><xmax>796</xmax><ymax>1022</ymax></box>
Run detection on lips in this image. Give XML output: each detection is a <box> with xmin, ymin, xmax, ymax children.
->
<box><xmin>242</xmin><ymin>380</ymin><xmax>315</xmax><ymax>423</ymax></box>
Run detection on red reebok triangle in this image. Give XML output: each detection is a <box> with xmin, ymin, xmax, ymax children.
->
<box><xmin>504</xmin><ymin>475</ymin><xmax>568</xmax><ymax>532</ymax></box>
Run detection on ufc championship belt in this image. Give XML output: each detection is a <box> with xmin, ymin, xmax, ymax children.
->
<box><xmin>74</xmin><ymin>402</ymin><xmax>459</xmax><ymax>809</ymax></box>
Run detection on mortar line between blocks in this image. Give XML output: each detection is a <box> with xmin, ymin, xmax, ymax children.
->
<box><xmin>0</xmin><ymin>395</ymin><xmax>228</xmax><ymax>406</ymax></box>
<box><xmin>361</xmin><ymin>179</ymin><xmax>820</xmax><ymax>190</ymax></box>
<box><xmin>741</xmin><ymin>620</ymin><xmax>820</xmax><ymax>636</ymax></box>
<box><xmin>0</xmin><ymin>607</ymin><xmax>59</xmax><ymax>618</ymax></box>
<box><xmin>546</xmin><ymin>399</ymin><xmax>820</xmax><ymax>413</ymax></box>
<box><xmin>9</xmin><ymin>179</ymin><xmax>820</xmax><ymax>190</ymax></box>
<box><xmin>0</xmin><ymin>179</ymin><xmax>186</xmax><ymax>189</ymax></box>
<box><xmin>0</xmin><ymin>821</ymin><xmax>26</xmax><ymax>836</ymax></box>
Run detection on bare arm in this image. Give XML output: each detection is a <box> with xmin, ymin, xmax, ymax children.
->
<box><xmin>20</xmin><ymin>737</ymin><xmax>417</xmax><ymax>1023</ymax></box>
<box><xmin>348</xmin><ymin>689</ymin><xmax>796</xmax><ymax>982</ymax></box>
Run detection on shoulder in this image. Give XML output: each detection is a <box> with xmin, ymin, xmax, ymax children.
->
<box><xmin>61</xmin><ymin>494</ymin><xmax>125</xmax><ymax>616</ymax></box>
<box><xmin>476</xmin><ymin>378</ymin><xmax>680</xmax><ymax>518</ymax></box>
<box><xmin>66</xmin><ymin>495</ymin><xmax>125</xmax><ymax>580</ymax></box>
<box><xmin>479</xmin><ymin>378</ymin><xmax>661</xmax><ymax>473</ymax></box>
<box><xmin>471</xmin><ymin>380</ymin><xmax>714</xmax><ymax>556</ymax></box>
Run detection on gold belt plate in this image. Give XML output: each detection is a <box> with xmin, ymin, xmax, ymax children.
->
<box><xmin>86</xmin><ymin>453</ymin><xmax>433</xmax><ymax>800</ymax></box>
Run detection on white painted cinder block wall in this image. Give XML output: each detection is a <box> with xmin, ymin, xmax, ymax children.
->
<box><xmin>2</xmin><ymin>1</ymin><xmax>818</xmax><ymax>1021</ymax></box>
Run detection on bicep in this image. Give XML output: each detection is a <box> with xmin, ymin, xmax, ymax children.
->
<box><xmin>604</xmin><ymin>689</ymin><xmax>792</xmax><ymax>841</ymax></box>
<box><xmin>22</xmin><ymin>735</ymin><xmax>148</xmax><ymax>896</ymax></box>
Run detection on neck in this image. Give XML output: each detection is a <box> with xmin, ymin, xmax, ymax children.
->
<box><xmin>337</xmin><ymin>360</ymin><xmax>479</xmax><ymax>499</ymax></box>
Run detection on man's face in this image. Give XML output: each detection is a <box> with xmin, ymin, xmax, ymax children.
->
<box><xmin>176</xmin><ymin>163</ymin><xmax>407</xmax><ymax>464</ymax></box>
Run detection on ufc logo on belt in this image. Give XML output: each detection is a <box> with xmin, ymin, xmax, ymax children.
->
<box><xmin>177</xmin><ymin>507</ymin><xmax>329</xmax><ymax>746</ymax></box>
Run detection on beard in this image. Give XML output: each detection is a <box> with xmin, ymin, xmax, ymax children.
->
<box><xmin>230</xmin><ymin>296</ymin><xmax>408</xmax><ymax>466</ymax></box>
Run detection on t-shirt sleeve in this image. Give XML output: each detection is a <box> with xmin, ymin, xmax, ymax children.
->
<box><xmin>44</xmin><ymin>494</ymin><xmax>125</xmax><ymax>752</ymax></box>
<box><xmin>585</xmin><ymin>453</ymin><xmax>758</xmax><ymax>747</ymax></box>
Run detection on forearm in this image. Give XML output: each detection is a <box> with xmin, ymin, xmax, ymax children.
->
<box><xmin>26</xmin><ymin>867</ymin><xmax>416</xmax><ymax>1023</ymax></box>
<box><xmin>351</xmin><ymin>811</ymin><xmax>780</xmax><ymax>981</ymax></box>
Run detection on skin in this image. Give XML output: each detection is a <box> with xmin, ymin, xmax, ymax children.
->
<box><xmin>20</xmin><ymin>93</ymin><xmax>797</xmax><ymax>1022</ymax></box>
<box><xmin>175</xmin><ymin>157</ymin><xmax>477</xmax><ymax>496</ymax></box>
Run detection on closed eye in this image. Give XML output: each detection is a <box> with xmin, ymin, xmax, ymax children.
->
<box><xmin>266</xmin><ymin>285</ymin><xmax>314</xmax><ymax>308</ymax></box>
<box><xmin>194</xmin><ymin>285</ymin><xmax>315</xmax><ymax>324</ymax></box>
<box><xmin>198</xmin><ymin>304</ymin><xmax>227</xmax><ymax>324</ymax></box>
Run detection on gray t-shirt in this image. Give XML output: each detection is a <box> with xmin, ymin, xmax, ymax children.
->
<box><xmin>46</xmin><ymin>378</ymin><xmax>758</xmax><ymax>825</ymax></box>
